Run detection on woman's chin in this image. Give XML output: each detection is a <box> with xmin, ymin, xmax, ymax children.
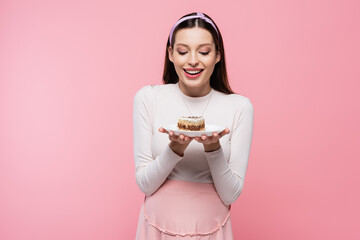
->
<box><xmin>181</xmin><ymin>78</ymin><xmax>205</xmax><ymax>88</ymax></box>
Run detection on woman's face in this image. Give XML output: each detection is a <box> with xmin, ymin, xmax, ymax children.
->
<box><xmin>168</xmin><ymin>27</ymin><xmax>220</xmax><ymax>97</ymax></box>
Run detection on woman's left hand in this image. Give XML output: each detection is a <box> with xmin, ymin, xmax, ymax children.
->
<box><xmin>195</xmin><ymin>128</ymin><xmax>230</xmax><ymax>152</ymax></box>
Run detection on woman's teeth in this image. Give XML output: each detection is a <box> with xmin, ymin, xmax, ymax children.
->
<box><xmin>184</xmin><ymin>69</ymin><xmax>203</xmax><ymax>75</ymax></box>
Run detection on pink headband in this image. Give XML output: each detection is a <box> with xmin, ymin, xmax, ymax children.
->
<box><xmin>169</xmin><ymin>12</ymin><xmax>219</xmax><ymax>45</ymax></box>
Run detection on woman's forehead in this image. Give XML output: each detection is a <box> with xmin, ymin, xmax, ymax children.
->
<box><xmin>174</xmin><ymin>27</ymin><xmax>215</xmax><ymax>47</ymax></box>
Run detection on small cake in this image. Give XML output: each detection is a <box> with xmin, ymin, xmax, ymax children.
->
<box><xmin>177</xmin><ymin>116</ymin><xmax>205</xmax><ymax>131</ymax></box>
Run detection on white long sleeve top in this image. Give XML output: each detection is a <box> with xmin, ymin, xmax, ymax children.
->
<box><xmin>133</xmin><ymin>83</ymin><xmax>254</xmax><ymax>205</ymax></box>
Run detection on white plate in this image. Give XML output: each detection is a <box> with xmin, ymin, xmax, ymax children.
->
<box><xmin>163</xmin><ymin>124</ymin><xmax>226</xmax><ymax>137</ymax></box>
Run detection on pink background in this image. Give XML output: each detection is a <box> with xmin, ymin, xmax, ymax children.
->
<box><xmin>1</xmin><ymin>0</ymin><xmax>359</xmax><ymax>239</ymax></box>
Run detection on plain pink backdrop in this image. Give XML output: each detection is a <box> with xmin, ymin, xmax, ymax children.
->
<box><xmin>1</xmin><ymin>0</ymin><xmax>359</xmax><ymax>239</ymax></box>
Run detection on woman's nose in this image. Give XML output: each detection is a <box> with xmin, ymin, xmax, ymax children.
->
<box><xmin>188</xmin><ymin>53</ymin><xmax>199</xmax><ymax>66</ymax></box>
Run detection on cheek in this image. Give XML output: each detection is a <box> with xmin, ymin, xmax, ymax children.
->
<box><xmin>203</xmin><ymin>59</ymin><xmax>217</xmax><ymax>70</ymax></box>
<box><xmin>173</xmin><ymin>59</ymin><xmax>185</xmax><ymax>68</ymax></box>
<box><xmin>172</xmin><ymin>61</ymin><xmax>183</xmax><ymax>73</ymax></box>
<box><xmin>200</xmin><ymin>55</ymin><xmax>217</xmax><ymax>64</ymax></box>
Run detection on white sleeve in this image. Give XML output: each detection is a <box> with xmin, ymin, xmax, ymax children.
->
<box><xmin>204</xmin><ymin>98</ymin><xmax>254</xmax><ymax>205</ymax></box>
<box><xmin>133</xmin><ymin>86</ymin><xmax>183</xmax><ymax>196</ymax></box>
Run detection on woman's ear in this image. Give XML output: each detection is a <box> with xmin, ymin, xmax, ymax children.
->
<box><xmin>168</xmin><ymin>46</ymin><xmax>174</xmax><ymax>62</ymax></box>
<box><xmin>216</xmin><ymin>50</ymin><xmax>221</xmax><ymax>64</ymax></box>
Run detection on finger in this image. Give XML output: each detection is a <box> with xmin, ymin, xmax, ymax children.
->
<box><xmin>169</xmin><ymin>132</ymin><xmax>178</xmax><ymax>141</ymax></box>
<box><xmin>200</xmin><ymin>135</ymin><xmax>209</xmax><ymax>144</ymax></box>
<box><xmin>174</xmin><ymin>134</ymin><xmax>183</xmax><ymax>144</ymax></box>
<box><xmin>179</xmin><ymin>135</ymin><xmax>187</xmax><ymax>144</ymax></box>
<box><xmin>209</xmin><ymin>133</ymin><xmax>220</xmax><ymax>143</ymax></box>
<box><xmin>159</xmin><ymin>127</ymin><xmax>169</xmax><ymax>134</ymax></box>
<box><xmin>219</xmin><ymin>128</ymin><xmax>230</xmax><ymax>137</ymax></box>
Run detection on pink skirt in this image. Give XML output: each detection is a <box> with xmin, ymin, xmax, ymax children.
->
<box><xmin>135</xmin><ymin>179</ymin><xmax>233</xmax><ymax>239</ymax></box>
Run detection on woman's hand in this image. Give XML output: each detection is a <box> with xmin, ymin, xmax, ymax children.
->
<box><xmin>159</xmin><ymin>127</ymin><xmax>193</xmax><ymax>157</ymax></box>
<box><xmin>195</xmin><ymin>128</ymin><xmax>230</xmax><ymax>152</ymax></box>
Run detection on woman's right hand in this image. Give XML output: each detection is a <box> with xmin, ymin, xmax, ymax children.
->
<box><xmin>159</xmin><ymin>127</ymin><xmax>193</xmax><ymax>157</ymax></box>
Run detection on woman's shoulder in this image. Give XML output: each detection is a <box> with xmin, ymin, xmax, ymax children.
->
<box><xmin>213</xmin><ymin>91</ymin><xmax>253</xmax><ymax>120</ymax></box>
<box><xmin>214</xmin><ymin>90</ymin><xmax>253</xmax><ymax>110</ymax></box>
<box><xmin>134</xmin><ymin>83</ymin><xmax>175</xmax><ymax>101</ymax></box>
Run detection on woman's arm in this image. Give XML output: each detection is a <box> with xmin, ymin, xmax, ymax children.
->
<box><xmin>200</xmin><ymin>98</ymin><xmax>254</xmax><ymax>205</ymax></box>
<box><xmin>133</xmin><ymin>86</ymin><xmax>183</xmax><ymax>196</ymax></box>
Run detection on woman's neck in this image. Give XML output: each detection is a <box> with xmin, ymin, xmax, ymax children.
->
<box><xmin>178</xmin><ymin>81</ymin><xmax>212</xmax><ymax>97</ymax></box>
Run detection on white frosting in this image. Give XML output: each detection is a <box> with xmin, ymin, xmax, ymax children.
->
<box><xmin>179</xmin><ymin>116</ymin><xmax>204</xmax><ymax>123</ymax></box>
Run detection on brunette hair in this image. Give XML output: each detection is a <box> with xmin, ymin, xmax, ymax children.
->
<box><xmin>162</xmin><ymin>12</ymin><xmax>234</xmax><ymax>94</ymax></box>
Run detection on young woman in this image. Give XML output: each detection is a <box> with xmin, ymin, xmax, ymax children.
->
<box><xmin>133</xmin><ymin>12</ymin><xmax>254</xmax><ymax>239</ymax></box>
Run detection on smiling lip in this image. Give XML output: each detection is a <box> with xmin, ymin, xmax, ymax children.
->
<box><xmin>183</xmin><ymin>68</ymin><xmax>204</xmax><ymax>79</ymax></box>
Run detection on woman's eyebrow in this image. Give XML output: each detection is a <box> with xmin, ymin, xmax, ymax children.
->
<box><xmin>175</xmin><ymin>43</ymin><xmax>212</xmax><ymax>47</ymax></box>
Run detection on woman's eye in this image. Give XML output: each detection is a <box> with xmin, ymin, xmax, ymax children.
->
<box><xmin>178</xmin><ymin>51</ymin><xmax>187</xmax><ymax>55</ymax></box>
<box><xmin>200</xmin><ymin>52</ymin><xmax>210</xmax><ymax>55</ymax></box>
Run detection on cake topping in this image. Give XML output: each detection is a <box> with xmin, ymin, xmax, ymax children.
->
<box><xmin>178</xmin><ymin>116</ymin><xmax>205</xmax><ymax>131</ymax></box>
